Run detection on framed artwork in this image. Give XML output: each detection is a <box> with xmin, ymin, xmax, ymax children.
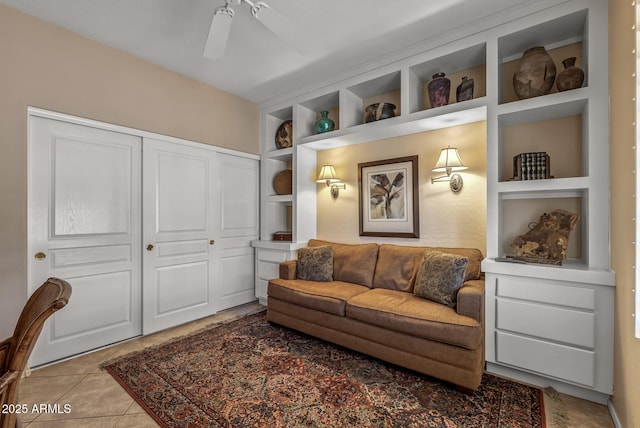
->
<box><xmin>358</xmin><ymin>155</ymin><xmax>419</xmax><ymax>238</ymax></box>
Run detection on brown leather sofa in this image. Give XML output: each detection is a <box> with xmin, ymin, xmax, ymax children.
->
<box><xmin>267</xmin><ymin>239</ymin><xmax>485</xmax><ymax>391</ymax></box>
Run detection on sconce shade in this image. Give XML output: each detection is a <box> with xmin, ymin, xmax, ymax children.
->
<box><xmin>432</xmin><ymin>147</ymin><xmax>468</xmax><ymax>173</ymax></box>
<box><xmin>316</xmin><ymin>164</ymin><xmax>341</xmax><ymax>184</ymax></box>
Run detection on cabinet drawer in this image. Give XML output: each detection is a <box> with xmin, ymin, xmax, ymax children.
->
<box><xmin>257</xmin><ymin>249</ymin><xmax>288</xmax><ymax>263</ymax></box>
<box><xmin>256</xmin><ymin>279</ymin><xmax>268</xmax><ymax>300</ymax></box>
<box><xmin>496</xmin><ymin>277</ymin><xmax>594</xmax><ymax>310</ymax></box>
<box><xmin>496</xmin><ymin>331</ymin><xmax>595</xmax><ymax>387</ymax></box>
<box><xmin>257</xmin><ymin>260</ymin><xmax>280</xmax><ymax>281</ymax></box>
<box><xmin>496</xmin><ymin>298</ymin><xmax>594</xmax><ymax>348</ymax></box>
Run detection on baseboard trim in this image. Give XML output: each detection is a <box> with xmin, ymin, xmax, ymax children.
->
<box><xmin>607</xmin><ymin>400</ymin><xmax>622</xmax><ymax>428</ymax></box>
<box><xmin>485</xmin><ymin>362</ymin><xmax>610</xmax><ymax>404</ymax></box>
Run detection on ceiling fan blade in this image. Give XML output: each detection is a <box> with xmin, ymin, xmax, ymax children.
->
<box><xmin>252</xmin><ymin>3</ymin><xmax>306</xmax><ymax>55</ymax></box>
<box><xmin>203</xmin><ymin>7</ymin><xmax>234</xmax><ymax>59</ymax></box>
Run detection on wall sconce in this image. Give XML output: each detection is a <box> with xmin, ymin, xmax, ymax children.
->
<box><xmin>431</xmin><ymin>146</ymin><xmax>468</xmax><ymax>192</ymax></box>
<box><xmin>316</xmin><ymin>164</ymin><xmax>346</xmax><ymax>199</ymax></box>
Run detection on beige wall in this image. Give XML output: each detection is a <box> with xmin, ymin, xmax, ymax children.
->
<box><xmin>316</xmin><ymin>121</ymin><xmax>486</xmax><ymax>254</ymax></box>
<box><xmin>610</xmin><ymin>1</ymin><xmax>640</xmax><ymax>426</ymax></box>
<box><xmin>0</xmin><ymin>5</ymin><xmax>259</xmax><ymax>339</ymax></box>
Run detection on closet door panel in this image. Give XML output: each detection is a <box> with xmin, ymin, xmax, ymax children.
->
<box><xmin>217</xmin><ymin>154</ymin><xmax>259</xmax><ymax>310</ymax></box>
<box><xmin>142</xmin><ymin>138</ymin><xmax>219</xmax><ymax>334</ymax></box>
<box><xmin>28</xmin><ymin>116</ymin><xmax>142</xmax><ymax>366</ymax></box>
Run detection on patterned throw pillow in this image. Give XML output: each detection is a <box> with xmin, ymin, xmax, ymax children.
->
<box><xmin>414</xmin><ymin>250</ymin><xmax>468</xmax><ymax>307</ymax></box>
<box><xmin>296</xmin><ymin>245</ymin><xmax>333</xmax><ymax>282</ymax></box>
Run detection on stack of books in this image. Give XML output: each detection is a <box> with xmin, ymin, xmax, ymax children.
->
<box><xmin>511</xmin><ymin>152</ymin><xmax>551</xmax><ymax>180</ymax></box>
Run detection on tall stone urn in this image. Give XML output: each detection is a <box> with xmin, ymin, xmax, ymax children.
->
<box><xmin>513</xmin><ymin>46</ymin><xmax>556</xmax><ymax>100</ymax></box>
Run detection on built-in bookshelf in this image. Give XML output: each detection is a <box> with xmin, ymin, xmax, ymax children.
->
<box><xmin>252</xmin><ymin>0</ymin><xmax>613</xmax><ymax>404</ymax></box>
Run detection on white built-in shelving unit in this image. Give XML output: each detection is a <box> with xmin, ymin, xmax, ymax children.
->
<box><xmin>482</xmin><ymin>1</ymin><xmax>614</xmax><ymax>404</ymax></box>
<box><xmin>252</xmin><ymin>0</ymin><xmax>613</xmax><ymax>403</ymax></box>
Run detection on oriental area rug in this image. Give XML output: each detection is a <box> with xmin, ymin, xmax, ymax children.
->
<box><xmin>103</xmin><ymin>311</ymin><xmax>544</xmax><ymax>427</ymax></box>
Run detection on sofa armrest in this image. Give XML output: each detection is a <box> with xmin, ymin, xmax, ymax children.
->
<box><xmin>279</xmin><ymin>260</ymin><xmax>297</xmax><ymax>280</ymax></box>
<box><xmin>456</xmin><ymin>279</ymin><xmax>484</xmax><ymax>324</ymax></box>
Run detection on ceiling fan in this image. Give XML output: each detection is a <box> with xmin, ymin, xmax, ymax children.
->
<box><xmin>203</xmin><ymin>0</ymin><xmax>304</xmax><ymax>59</ymax></box>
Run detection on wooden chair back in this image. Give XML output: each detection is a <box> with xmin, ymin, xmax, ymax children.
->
<box><xmin>0</xmin><ymin>278</ymin><xmax>71</xmax><ymax>428</ymax></box>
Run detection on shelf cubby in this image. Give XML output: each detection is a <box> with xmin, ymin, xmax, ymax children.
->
<box><xmin>265</xmin><ymin>106</ymin><xmax>293</xmax><ymax>155</ymax></box>
<box><xmin>498</xmin><ymin>98</ymin><xmax>587</xmax><ymax>182</ymax></box>
<box><xmin>261</xmin><ymin>200</ymin><xmax>292</xmax><ymax>241</ymax></box>
<box><xmin>499</xmin><ymin>192</ymin><xmax>586</xmax><ymax>264</ymax></box>
<box><xmin>409</xmin><ymin>43</ymin><xmax>487</xmax><ymax>113</ymax></box>
<box><xmin>264</xmin><ymin>157</ymin><xmax>291</xmax><ymax>199</ymax></box>
<box><xmin>343</xmin><ymin>71</ymin><xmax>402</xmax><ymax>128</ymax></box>
<box><xmin>296</xmin><ymin>92</ymin><xmax>340</xmax><ymax>139</ymax></box>
<box><xmin>498</xmin><ymin>9</ymin><xmax>588</xmax><ymax>105</ymax></box>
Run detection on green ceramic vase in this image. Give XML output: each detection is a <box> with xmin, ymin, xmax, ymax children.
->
<box><xmin>315</xmin><ymin>111</ymin><xmax>335</xmax><ymax>134</ymax></box>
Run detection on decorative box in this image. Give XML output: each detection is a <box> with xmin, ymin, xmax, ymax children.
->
<box><xmin>273</xmin><ymin>231</ymin><xmax>292</xmax><ymax>242</ymax></box>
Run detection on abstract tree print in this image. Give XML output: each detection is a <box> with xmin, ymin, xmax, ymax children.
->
<box><xmin>368</xmin><ymin>169</ymin><xmax>407</xmax><ymax>220</ymax></box>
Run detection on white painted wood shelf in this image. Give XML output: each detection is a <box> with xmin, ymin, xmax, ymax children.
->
<box><xmin>483</xmin><ymin>0</ymin><xmax>614</xmax><ymax>404</ymax></box>
<box><xmin>254</xmin><ymin>0</ymin><xmax>614</xmax><ymax>404</ymax></box>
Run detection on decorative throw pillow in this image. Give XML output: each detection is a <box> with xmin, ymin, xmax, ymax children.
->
<box><xmin>414</xmin><ymin>250</ymin><xmax>468</xmax><ymax>307</ymax></box>
<box><xmin>296</xmin><ymin>245</ymin><xmax>333</xmax><ymax>282</ymax></box>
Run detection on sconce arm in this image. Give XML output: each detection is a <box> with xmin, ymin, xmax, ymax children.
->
<box><xmin>431</xmin><ymin>174</ymin><xmax>451</xmax><ymax>183</ymax></box>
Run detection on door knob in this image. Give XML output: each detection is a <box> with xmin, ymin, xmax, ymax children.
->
<box><xmin>210</xmin><ymin>240</ymin><xmax>215</xmax><ymax>245</ymax></box>
<box><xmin>34</xmin><ymin>252</ymin><xmax>46</xmax><ymax>260</ymax></box>
<box><xmin>146</xmin><ymin>244</ymin><xmax>154</xmax><ymax>251</ymax></box>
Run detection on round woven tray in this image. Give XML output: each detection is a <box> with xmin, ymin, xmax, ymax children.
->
<box><xmin>273</xmin><ymin>170</ymin><xmax>292</xmax><ymax>195</ymax></box>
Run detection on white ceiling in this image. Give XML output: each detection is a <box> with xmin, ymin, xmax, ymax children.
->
<box><xmin>1</xmin><ymin>0</ymin><xmax>558</xmax><ymax>104</ymax></box>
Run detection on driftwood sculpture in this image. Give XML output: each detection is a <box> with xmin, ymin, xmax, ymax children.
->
<box><xmin>511</xmin><ymin>209</ymin><xmax>579</xmax><ymax>265</ymax></box>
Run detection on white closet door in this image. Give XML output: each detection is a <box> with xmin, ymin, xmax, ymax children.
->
<box><xmin>28</xmin><ymin>117</ymin><xmax>142</xmax><ymax>366</ymax></box>
<box><xmin>217</xmin><ymin>154</ymin><xmax>259</xmax><ymax>311</ymax></box>
<box><xmin>142</xmin><ymin>138</ymin><xmax>219</xmax><ymax>334</ymax></box>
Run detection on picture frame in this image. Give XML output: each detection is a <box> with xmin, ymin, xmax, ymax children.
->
<box><xmin>358</xmin><ymin>155</ymin><xmax>419</xmax><ymax>238</ymax></box>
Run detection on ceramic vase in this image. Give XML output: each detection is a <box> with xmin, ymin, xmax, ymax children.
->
<box><xmin>364</xmin><ymin>103</ymin><xmax>379</xmax><ymax>123</ymax></box>
<box><xmin>556</xmin><ymin>57</ymin><xmax>584</xmax><ymax>92</ymax></box>
<box><xmin>513</xmin><ymin>46</ymin><xmax>556</xmax><ymax>100</ymax></box>
<box><xmin>315</xmin><ymin>111</ymin><xmax>335</xmax><ymax>134</ymax></box>
<box><xmin>378</xmin><ymin>103</ymin><xmax>396</xmax><ymax>120</ymax></box>
<box><xmin>456</xmin><ymin>76</ymin><xmax>474</xmax><ymax>102</ymax></box>
<box><xmin>427</xmin><ymin>72</ymin><xmax>451</xmax><ymax>108</ymax></box>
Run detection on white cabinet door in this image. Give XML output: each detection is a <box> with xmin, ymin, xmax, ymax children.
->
<box><xmin>142</xmin><ymin>138</ymin><xmax>219</xmax><ymax>334</ymax></box>
<box><xmin>28</xmin><ymin>117</ymin><xmax>142</xmax><ymax>366</ymax></box>
<box><xmin>217</xmin><ymin>154</ymin><xmax>259</xmax><ymax>310</ymax></box>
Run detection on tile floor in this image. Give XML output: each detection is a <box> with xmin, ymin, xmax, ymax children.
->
<box><xmin>16</xmin><ymin>302</ymin><xmax>614</xmax><ymax>427</ymax></box>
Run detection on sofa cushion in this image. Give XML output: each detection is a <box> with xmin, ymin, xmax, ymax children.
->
<box><xmin>308</xmin><ymin>239</ymin><xmax>379</xmax><ymax>287</ymax></box>
<box><xmin>346</xmin><ymin>288</ymin><xmax>482</xmax><ymax>350</ymax></box>
<box><xmin>414</xmin><ymin>251</ymin><xmax>468</xmax><ymax>307</ymax></box>
<box><xmin>268</xmin><ymin>278</ymin><xmax>370</xmax><ymax>316</ymax></box>
<box><xmin>296</xmin><ymin>245</ymin><xmax>333</xmax><ymax>282</ymax></box>
<box><xmin>372</xmin><ymin>244</ymin><xmax>483</xmax><ymax>292</ymax></box>
<box><xmin>437</xmin><ymin>247</ymin><xmax>482</xmax><ymax>280</ymax></box>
